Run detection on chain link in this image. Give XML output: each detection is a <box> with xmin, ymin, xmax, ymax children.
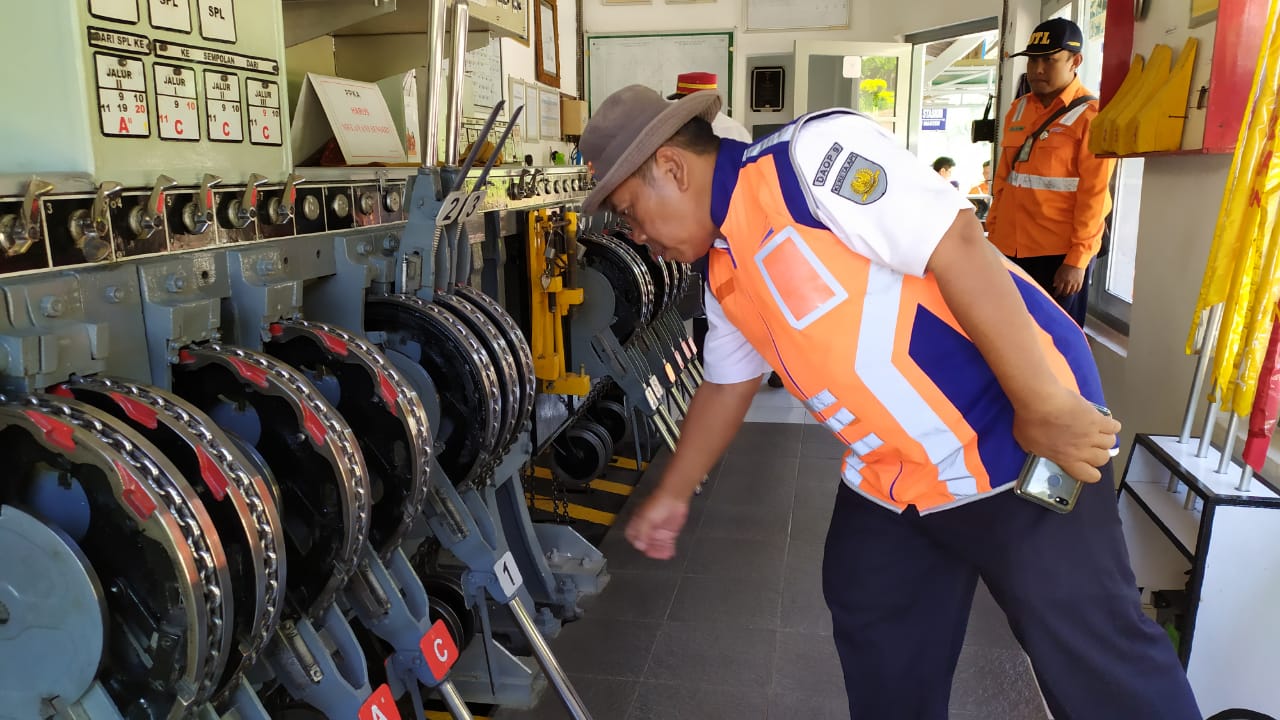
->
<box><xmin>193</xmin><ymin>343</ymin><xmax>371</xmax><ymax>616</ymax></box>
<box><xmin>273</xmin><ymin>319</ymin><xmax>434</xmax><ymax>554</ymax></box>
<box><xmin>67</xmin><ymin>376</ymin><xmax>285</xmax><ymax>701</ymax></box>
<box><xmin>20</xmin><ymin>393</ymin><xmax>229</xmax><ymax>708</ymax></box>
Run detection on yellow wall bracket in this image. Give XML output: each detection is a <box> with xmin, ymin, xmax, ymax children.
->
<box><xmin>527</xmin><ymin>208</ymin><xmax>590</xmax><ymax>396</ymax></box>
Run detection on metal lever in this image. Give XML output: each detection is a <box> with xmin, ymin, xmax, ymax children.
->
<box><xmin>69</xmin><ymin>180</ymin><xmax>123</xmax><ymax>262</ymax></box>
<box><xmin>183</xmin><ymin>173</ymin><xmax>222</xmax><ymax>234</ymax></box>
<box><xmin>268</xmin><ymin>173</ymin><xmax>305</xmax><ymax>225</ymax></box>
<box><xmin>129</xmin><ymin>174</ymin><xmax>177</xmax><ymax>238</ymax></box>
<box><xmin>0</xmin><ymin>176</ymin><xmax>55</xmax><ymax>257</ymax></box>
<box><xmin>226</xmin><ymin>173</ymin><xmax>267</xmax><ymax>228</ymax></box>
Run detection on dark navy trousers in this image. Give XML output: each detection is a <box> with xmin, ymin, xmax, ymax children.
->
<box><xmin>822</xmin><ymin>464</ymin><xmax>1201</xmax><ymax>719</ymax></box>
<box><xmin>1007</xmin><ymin>253</ymin><xmax>1092</xmax><ymax>328</ymax></box>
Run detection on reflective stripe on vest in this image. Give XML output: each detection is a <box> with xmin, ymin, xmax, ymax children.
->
<box><xmin>856</xmin><ymin>264</ymin><xmax>976</xmax><ymax>497</ymax></box>
<box><xmin>1008</xmin><ymin>171</ymin><xmax>1080</xmax><ymax>192</ymax></box>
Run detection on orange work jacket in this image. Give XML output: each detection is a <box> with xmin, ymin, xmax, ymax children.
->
<box><xmin>986</xmin><ymin>76</ymin><xmax>1116</xmax><ymax>268</ymax></box>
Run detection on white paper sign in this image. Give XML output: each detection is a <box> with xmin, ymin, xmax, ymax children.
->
<box><xmin>90</xmin><ymin>0</ymin><xmax>140</xmax><ymax>23</ymax></box>
<box><xmin>95</xmin><ymin>54</ymin><xmax>150</xmax><ymax>137</ymax></box>
<box><xmin>493</xmin><ymin>551</ymin><xmax>523</xmax><ymax>599</ymax></box>
<box><xmin>246</xmin><ymin>78</ymin><xmax>282</xmax><ymax>146</ymax></box>
<box><xmin>197</xmin><ymin>0</ymin><xmax>236</xmax><ymax>42</ymax></box>
<box><xmin>154</xmin><ymin>64</ymin><xmax>199</xmax><ymax>140</ymax></box>
<box><xmin>149</xmin><ymin>0</ymin><xmax>192</xmax><ymax>32</ymax></box>
<box><xmin>293</xmin><ymin>74</ymin><xmax>405</xmax><ymax>164</ymax></box>
<box><xmin>204</xmin><ymin>70</ymin><xmax>243</xmax><ymax>142</ymax></box>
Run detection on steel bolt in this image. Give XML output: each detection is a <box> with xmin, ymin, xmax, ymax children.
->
<box><xmin>165</xmin><ymin>274</ymin><xmax>186</xmax><ymax>293</ymax></box>
<box><xmin>40</xmin><ymin>296</ymin><xmax>64</xmax><ymax>318</ymax></box>
<box><xmin>104</xmin><ymin>286</ymin><xmax>125</xmax><ymax>303</ymax></box>
<box><xmin>382</xmin><ymin>235</ymin><xmax>400</xmax><ymax>253</ymax></box>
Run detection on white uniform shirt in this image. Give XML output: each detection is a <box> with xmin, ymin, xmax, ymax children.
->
<box><xmin>700</xmin><ymin>112</ymin><xmax>974</xmax><ymax>385</ymax></box>
<box><xmin>712</xmin><ymin>112</ymin><xmax>754</xmax><ymax>143</ymax></box>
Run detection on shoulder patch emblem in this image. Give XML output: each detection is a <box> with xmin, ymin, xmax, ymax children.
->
<box><xmin>832</xmin><ymin>154</ymin><xmax>887</xmax><ymax>205</ymax></box>
<box><xmin>812</xmin><ymin>142</ymin><xmax>843</xmax><ymax>187</ymax></box>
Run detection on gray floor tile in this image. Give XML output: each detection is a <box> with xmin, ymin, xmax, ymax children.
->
<box><xmin>628</xmin><ymin>680</ymin><xmax>769</xmax><ymax>720</ymax></box>
<box><xmin>801</xmin><ymin>424</ymin><xmax>850</xmax><ymax>460</ymax></box>
<box><xmin>797</xmin><ymin>456</ymin><xmax>843</xmax><ymax>484</ymax></box>
<box><xmin>684</xmin><ymin>534</ymin><xmax>787</xmax><ymax>581</ymax></box>
<box><xmin>963</xmin><ymin>582</ymin><xmax>1022</xmax><ymax>651</ymax></box>
<box><xmin>695</xmin><ymin>498</ymin><xmax>792</xmax><ymax>541</ymax></box>
<box><xmin>665</xmin><ymin>574</ymin><xmax>781</xmax><ymax>629</ymax></box>
<box><xmin>493</xmin><ymin>675</ymin><xmax>639</xmax><ymax>719</ymax></box>
<box><xmin>789</xmin><ymin>482</ymin><xmax>837</xmax><ymax>545</ymax></box>
<box><xmin>597</xmin><ymin>524</ymin><xmax>691</xmax><ymax>575</ymax></box>
<box><xmin>644</xmin><ymin>622</ymin><xmax>777</xmax><ymax>690</ymax></box>
<box><xmin>581</xmin><ymin>570</ymin><xmax>679</xmax><ymax>622</ymax></box>
<box><xmin>948</xmin><ymin>645</ymin><xmax>1049</xmax><ymax>718</ymax></box>
<box><xmin>727</xmin><ymin>422</ymin><xmax>803</xmax><ymax>457</ymax></box>
<box><xmin>780</xmin><ymin>585</ymin><xmax>832</xmax><ymax>634</ymax></box>
<box><xmin>767</xmin><ymin>691</ymin><xmax>849</xmax><ymax>718</ymax></box>
<box><xmin>772</xmin><ymin>631</ymin><xmax>845</xmax><ymax>697</ymax></box>
<box><xmin>711</xmin><ymin>454</ymin><xmax>799</xmax><ymax>508</ymax></box>
<box><xmin>547</xmin><ymin>616</ymin><xmax>661</xmax><ymax>679</ymax></box>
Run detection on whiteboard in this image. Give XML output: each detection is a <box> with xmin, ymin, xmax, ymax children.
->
<box><xmin>586</xmin><ymin>32</ymin><xmax>733</xmax><ymax>115</ymax></box>
<box><xmin>744</xmin><ymin>0</ymin><xmax>849</xmax><ymax>31</ymax></box>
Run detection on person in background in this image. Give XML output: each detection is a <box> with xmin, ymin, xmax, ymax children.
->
<box><xmin>986</xmin><ymin>18</ymin><xmax>1115</xmax><ymax>328</ymax></box>
<box><xmin>932</xmin><ymin>156</ymin><xmax>959</xmax><ymax>188</ymax></box>
<box><xmin>669</xmin><ymin>72</ymin><xmax>784</xmax><ymax>389</ymax></box>
<box><xmin>969</xmin><ymin>160</ymin><xmax>992</xmax><ymax>195</ymax></box>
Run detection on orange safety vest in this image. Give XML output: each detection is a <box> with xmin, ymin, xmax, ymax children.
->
<box><xmin>709</xmin><ymin>112</ymin><xmax>1106</xmax><ymax>513</ymax></box>
<box><xmin>986</xmin><ymin>77</ymin><xmax>1116</xmax><ymax>268</ymax></box>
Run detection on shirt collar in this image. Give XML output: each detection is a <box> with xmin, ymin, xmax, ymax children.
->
<box><xmin>711</xmin><ymin>139</ymin><xmax>749</xmax><ymax>229</ymax></box>
<box><xmin>1041</xmin><ymin>74</ymin><xmax>1085</xmax><ymax>110</ymax></box>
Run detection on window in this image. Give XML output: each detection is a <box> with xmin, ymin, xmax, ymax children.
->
<box><xmin>1090</xmin><ymin>159</ymin><xmax>1142</xmax><ymax>332</ymax></box>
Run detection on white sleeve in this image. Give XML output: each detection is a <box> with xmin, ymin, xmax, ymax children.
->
<box><xmin>701</xmin><ymin>284</ymin><xmax>772</xmax><ymax>385</ymax></box>
<box><xmin>792</xmin><ymin>113</ymin><xmax>975</xmax><ymax>277</ymax></box>
<box><xmin>712</xmin><ymin>113</ymin><xmax>755</xmax><ymax>143</ymax></box>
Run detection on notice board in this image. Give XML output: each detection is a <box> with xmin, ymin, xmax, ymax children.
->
<box><xmin>586</xmin><ymin>32</ymin><xmax>733</xmax><ymax>115</ymax></box>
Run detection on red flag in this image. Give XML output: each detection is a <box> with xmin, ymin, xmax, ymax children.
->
<box><xmin>1243</xmin><ymin>304</ymin><xmax>1280</xmax><ymax>470</ymax></box>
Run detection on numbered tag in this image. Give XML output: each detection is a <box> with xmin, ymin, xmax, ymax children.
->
<box><xmin>419</xmin><ymin>619</ymin><xmax>460</xmax><ymax>682</ymax></box>
<box><xmin>493</xmin><ymin>550</ymin><xmax>523</xmax><ymax>599</ymax></box>
<box><xmin>357</xmin><ymin>684</ymin><xmax>401</xmax><ymax>720</ymax></box>
<box><xmin>664</xmin><ymin>362</ymin><xmax>676</xmax><ymax>383</ymax></box>
<box><xmin>436</xmin><ymin>189</ymin><xmax>486</xmax><ymax>225</ymax></box>
<box><xmin>649</xmin><ymin>376</ymin><xmax>665</xmax><ymax>399</ymax></box>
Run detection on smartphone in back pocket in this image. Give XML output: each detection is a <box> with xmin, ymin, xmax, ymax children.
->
<box><xmin>1013</xmin><ymin>403</ymin><xmax>1114</xmax><ymax>514</ymax></box>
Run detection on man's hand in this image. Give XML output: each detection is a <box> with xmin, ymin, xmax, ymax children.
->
<box><xmin>1013</xmin><ymin>386</ymin><xmax>1121</xmax><ymax>483</ymax></box>
<box><xmin>1053</xmin><ymin>263</ymin><xmax>1086</xmax><ymax>297</ymax></box>
<box><xmin>625</xmin><ymin>491</ymin><xmax>690</xmax><ymax>559</ymax></box>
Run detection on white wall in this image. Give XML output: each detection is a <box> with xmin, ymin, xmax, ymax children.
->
<box><xmin>582</xmin><ymin>0</ymin><xmax>1001</xmax><ymax>123</ymax></box>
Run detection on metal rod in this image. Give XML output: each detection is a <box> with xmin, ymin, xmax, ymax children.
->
<box><xmin>1183</xmin><ymin>488</ymin><xmax>1199</xmax><ymax>511</ymax></box>
<box><xmin>1216</xmin><ymin>412</ymin><xmax>1241</xmax><ymax>474</ymax></box>
<box><xmin>1238</xmin><ymin>461</ymin><xmax>1254</xmax><ymax>493</ymax></box>
<box><xmin>508</xmin><ymin>597</ymin><xmax>594</xmax><ymax>720</ymax></box>
<box><xmin>444</xmin><ymin>0</ymin><xmax>470</xmax><ymax>167</ymax></box>
<box><xmin>438</xmin><ymin>680</ymin><xmax>474</xmax><ymax>720</ymax></box>
<box><xmin>422</xmin><ymin>0</ymin><xmax>449</xmax><ymax>168</ymax></box>
<box><xmin>1180</xmin><ymin>303</ymin><xmax>1224</xmax><ymax>443</ymax></box>
<box><xmin>1195</xmin><ymin>400</ymin><xmax>1220</xmax><ymax>458</ymax></box>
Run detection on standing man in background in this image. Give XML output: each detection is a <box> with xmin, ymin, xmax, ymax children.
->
<box><xmin>669</xmin><ymin>72</ymin><xmax>783</xmax><ymax>388</ymax></box>
<box><xmin>986</xmin><ymin>18</ymin><xmax>1115</xmax><ymax>328</ymax></box>
<box><xmin>969</xmin><ymin>160</ymin><xmax>992</xmax><ymax>195</ymax></box>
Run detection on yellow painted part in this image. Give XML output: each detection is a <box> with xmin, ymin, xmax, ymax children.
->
<box><xmin>530</xmin><ymin>498</ymin><xmax>617</xmax><ymax>525</ymax></box>
<box><xmin>1114</xmin><ymin>44</ymin><xmax>1174</xmax><ymax>156</ymax></box>
<box><xmin>527</xmin><ymin>208</ymin><xmax>591</xmax><ymax>393</ymax></box>
<box><xmin>529</xmin><ymin>466</ymin><xmax>632</xmax><ymax>494</ymax></box>
<box><xmin>609</xmin><ymin>456</ymin><xmax>649</xmax><ymax>470</ymax></box>
<box><xmin>1089</xmin><ymin>54</ymin><xmax>1145</xmax><ymax>155</ymax></box>
<box><xmin>588</xmin><ymin>479</ymin><xmax>635</xmax><ymax>496</ymax></box>
<box><xmin>541</xmin><ymin>372</ymin><xmax>591</xmax><ymax>396</ymax></box>
<box><xmin>1189</xmin><ymin>0</ymin><xmax>1280</xmax><ymax>369</ymax></box>
<box><xmin>1132</xmin><ymin>38</ymin><xmax>1198</xmax><ymax>153</ymax></box>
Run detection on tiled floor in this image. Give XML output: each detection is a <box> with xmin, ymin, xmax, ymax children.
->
<box><xmin>495</xmin><ymin>382</ymin><xmax>1050</xmax><ymax>719</ymax></box>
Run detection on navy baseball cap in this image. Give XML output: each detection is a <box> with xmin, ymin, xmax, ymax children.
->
<box><xmin>1012</xmin><ymin>18</ymin><xmax>1084</xmax><ymax>57</ymax></box>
